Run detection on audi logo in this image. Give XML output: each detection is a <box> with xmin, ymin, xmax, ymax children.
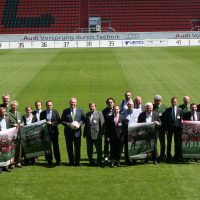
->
<box><xmin>125</xmin><ymin>34</ymin><xmax>139</xmax><ymax>39</ymax></box>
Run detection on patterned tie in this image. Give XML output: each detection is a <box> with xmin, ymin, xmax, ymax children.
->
<box><xmin>115</xmin><ymin>115</ymin><xmax>118</xmax><ymax>126</ymax></box>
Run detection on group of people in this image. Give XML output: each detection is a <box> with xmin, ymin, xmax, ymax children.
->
<box><xmin>0</xmin><ymin>92</ymin><xmax>198</xmax><ymax>173</ymax></box>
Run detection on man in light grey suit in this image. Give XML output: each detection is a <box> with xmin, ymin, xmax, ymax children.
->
<box><xmin>83</xmin><ymin>102</ymin><xmax>105</xmax><ymax>167</ymax></box>
<box><xmin>61</xmin><ymin>98</ymin><xmax>85</xmax><ymax>166</ymax></box>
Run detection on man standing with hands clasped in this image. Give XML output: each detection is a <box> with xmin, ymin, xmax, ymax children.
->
<box><xmin>165</xmin><ymin>97</ymin><xmax>183</xmax><ymax>161</ymax></box>
<box><xmin>61</xmin><ymin>98</ymin><xmax>85</xmax><ymax>166</ymax></box>
<box><xmin>40</xmin><ymin>100</ymin><xmax>61</xmax><ymax>166</ymax></box>
<box><xmin>83</xmin><ymin>102</ymin><xmax>104</xmax><ymax>167</ymax></box>
<box><xmin>107</xmin><ymin>105</ymin><xmax>126</xmax><ymax>168</ymax></box>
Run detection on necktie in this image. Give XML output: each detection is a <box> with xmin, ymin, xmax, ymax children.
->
<box><xmin>115</xmin><ymin>115</ymin><xmax>118</xmax><ymax>126</ymax></box>
<box><xmin>72</xmin><ymin>109</ymin><xmax>75</xmax><ymax>121</ymax></box>
<box><xmin>193</xmin><ymin>113</ymin><xmax>196</xmax><ymax>121</ymax></box>
<box><xmin>173</xmin><ymin>107</ymin><xmax>175</xmax><ymax>122</ymax></box>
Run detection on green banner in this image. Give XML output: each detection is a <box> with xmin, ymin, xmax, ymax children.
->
<box><xmin>128</xmin><ymin>122</ymin><xmax>155</xmax><ymax>160</ymax></box>
<box><xmin>20</xmin><ymin>120</ymin><xmax>52</xmax><ymax>158</ymax></box>
<box><xmin>182</xmin><ymin>121</ymin><xmax>200</xmax><ymax>158</ymax></box>
<box><xmin>0</xmin><ymin>127</ymin><xmax>18</xmax><ymax>167</ymax></box>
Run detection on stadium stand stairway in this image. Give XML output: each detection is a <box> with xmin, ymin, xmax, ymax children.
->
<box><xmin>0</xmin><ymin>0</ymin><xmax>80</xmax><ymax>34</ymax></box>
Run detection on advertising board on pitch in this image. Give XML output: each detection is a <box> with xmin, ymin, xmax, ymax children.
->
<box><xmin>189</xmin><ymin>39</ymin><xmax>200</xmax><ymax>46</ymax></box>
<box><xmin>168</xmin><ymin>39</ymin><xmax>190</xmax><ymax>46</ymax></box>
<box><xmin>145</xmin><ymin>39</ymin><xmax>168</xmax><ymax>47</ymax></box>
<box><xmin>123</xmin><ymin>40</ymin><xmax>145</xmax><ymax>47</ymax></box>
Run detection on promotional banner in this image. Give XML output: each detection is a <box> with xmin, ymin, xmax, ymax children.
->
<box><xmin>128</xmin><ymin>122</ymin><xmax>155</xmax><ymax>160</ymax></box>
<box><xmin>20</xmin><ymin>120</ymin><xmax>52</xmax><ymax>158</ymax></box>
<box><xmin>0</xmin><ymin>127</ymin><xmax>18</xmax><ymax>167</ymax></box>
<box><xmin>182</xmin><ymin>121</ymin><xmax>200</xmax><ymax>158</ymax></box>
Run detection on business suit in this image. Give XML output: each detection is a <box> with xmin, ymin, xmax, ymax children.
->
<box><xmin>61</xmin><ymin>107</ymin><xmax>85</xmax><ymax>164</ymax></box>
<box><xmin>40</xmin><ymin>109</ymin><xmax>61</xmax><ymax>164</ymax></box>
<box><xmin>22</xmin><ymin>115</ymin><xmax>37</xmax><ymax>165</ymax></box>
<box><xmin>83</xmin><ymin>111</ymin><xmax>104</xmax><ymax>165</ymax></box>
<box><xmin>7</xmin><ymin>109</ymin><xmax>24</xmax><ymax>166</ymax></box>
<box><xmin>165</xmin><ymin>106</ymin><xmax>183</xmax><ymax>160</ymax></box>
<box><xmin>32</xmin><ymin>110</ymin><xmax>42</xmax><ymax>122</ymax></box>
<box><xmin>134</xmin><ymin>104</ymin><xmax>146</xmax><ymax>113</ymax></box>
<box><xmin>107</xmin><ymin>114</ymin><xmax>126</xmax><ymax>163</ymax></box>
<box><xmin>183</xmin><ymin>111</ymin><xmax>200</xmax><ymax>121</ymax></box>
<box><xmin>138</xmin><ymin>111</ymin><xmax>160</xmax><ymax>162</ymax></box>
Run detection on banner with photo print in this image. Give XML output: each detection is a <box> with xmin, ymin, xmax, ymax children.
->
<box><xmin>20</xmin><ymin>120</ymin><xmax>52</xmax><ymax>158</ymax></box>
<box><xmin>128</xmin><ymin>122</ymin><xmax>155</xmax><ymax>160</ymax></box>
<box><xmin>0</xmin><ymin>127</ymin><xmax>18</xmax><ymax>167</ymax></box>
<box><xmin>182</xmin><ymin>121</ymin><xmax>200</xmax><ymax>158</ymax></box>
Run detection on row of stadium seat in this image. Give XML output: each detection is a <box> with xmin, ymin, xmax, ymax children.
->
<box><xmin>89</xmin><ymin>0</ymin><xmax>200</xmax><ymax>32</ymax></box>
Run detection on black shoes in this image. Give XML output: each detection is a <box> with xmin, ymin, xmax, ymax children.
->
<box><xmin>153</xmin><ymin>160</ymin><xmax>158</xmax><ymax>165</ymax></box>
<box><xmin>4</xmin><ymin>166</ymin><xmax>12</xmax><ymax>172</ymax></box>
<box><xmin>57</xmin><ymin>162</ymin><xmax>62</xmax><ymax>166</ymax></box>
<box><xmin>117</xmin><ymin>162</ymin><xmax>121</xmax><ymax>167</ymax></box>
<box><xmin>87</xmin><ymin>161</ymin><xmax>95</xmax><ymax>166</ymax></box>
<box><xmin>66</xmin><ymin>162</ymin><xmax>74</xmax><ymax>166</ymax></box>
<box><xmin>75</xmin><ymin>163</ymin><xmax>82</xmax><ymax>167</ymax></box>
<box><xmin>110</xmin><ymin>163</ymin><xmax>114</xmax><ymax>168</ymax></box>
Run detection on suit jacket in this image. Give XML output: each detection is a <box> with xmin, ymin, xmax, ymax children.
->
<box><xmin>22</xmin><ymin>115</ymin><xmax>37</xmax><ymax>125</ymax></box>
<box><xmin>107</xmin><ymin>114</ymin><xmax>126</xmax><ymax>140</ymax></box>
<box><xmin>32</xmin><ymin>110</ymin><xmax>42</xmax><ymax>121</ymax></box>
<box><xmin>6</xmin><ymin>110</ymin><xmax>24</xmax><ymax>127</ymax></box>
<box><xmin>165</xmin><ymin>106</ymin><xmax>183</xmax><ymax>132</ymax></box>
<box><xmin>61</xmin><ymin>107</ymin><xmax>85</xmax><ymax>137</ymax></box>
<box><xmin>183</xmin><ymin>111</ymin><xmax>200</xmax><ymax>121</ymax></box>
<box><xmin>137</xmin><ymin>111</ymin><xmax>160</xmax><ymax>139</ymax></box>
<box><xmin>134</xmin><ymin>104</ymin><xmax>146</xmax><ymax>112</ymax></box>
<box><xmin>0</xmin><ymin>116</ymin><xmax>11</xmax><ymax>130</ymax></box>
<box><xmin>83</xmin><ymin>111</ymin><xmax>105</xmax><ymax>140</ymax></box>
<box><xmin>40</xmin><ymin>109</ymin><xmax>60</xmax><ymax>135</ymax></box>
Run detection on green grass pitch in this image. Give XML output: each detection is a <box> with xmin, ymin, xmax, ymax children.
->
<box><xmin>0</xmin><ymin>46</ymin><xmax>200</xmax><ymax>199</ymax></box>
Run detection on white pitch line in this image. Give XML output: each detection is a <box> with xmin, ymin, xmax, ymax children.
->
<box><xmin>79</xmin><ymin>67</ymin><xmax>98</xmax><ymax>79</ymax></box>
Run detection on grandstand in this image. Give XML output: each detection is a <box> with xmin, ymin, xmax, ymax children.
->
<box><xmin>0</xmin><ymin>0</ymin><xmax>200</xmax><ymax>34</ymax></box>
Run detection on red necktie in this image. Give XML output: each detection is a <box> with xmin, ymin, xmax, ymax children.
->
<box><xmin>193</xmin><ymin>113</ymin><xmax>196</xmax><ymax>121</ymax></box>
<box><xmin>115</xmin><ymin>115</ymin><xmax>118</xmax><ymax>126</ymax></box>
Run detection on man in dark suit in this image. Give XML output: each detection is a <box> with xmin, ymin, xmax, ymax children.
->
<box><xmin>40</xmin><ymin>100</ymin><xmax>61</xmax><ymax>166</ymax></box>
<box><xmin>0</xmin><ymin>107</ymin><xmax>12</xmax><ymax>173</ymax></box>
<box><xmin>134</xmin><ymin>96</ymin><xmax>146</xmax><ymax>113</ymax></box>
<box><xmin>32</xmin><ymin>101</ymin><xmax>42</xmax><ymax>122</ymax></box>
<box><xmin>165</xmin><ymin>97</ymin><xmax>183</xmax><ymax>161</ymax></box>
<box><xmin>0</xmin><ymin>94</ymin><xmax>11</xmax><ymax>113</ymax></box>
<box><xmin>7</xmin><ymin>100</ymin><xmax>24</xmax><ymax>168</ymax></box>
<box><xmin>183</xmin><ymin>103</ymin><xmax>200</xmax><ymax>163</ymax></box>
<box><xmin>61</xmin><ymin>98</ymin><xmax>85</xmax><ymax>166</ymax></box>
<box><xmin>102</xmin><ymin>98</ymin><xmax>115</xmax><ymax>162</ymax></box>
<box><xmin>83</xmin><ymin>102</ymin><xmax>104</xmax><ymax>167</ymax></box>
<box><xmin>138</xmin><ymin>102</ymin><xmax>160</xmax><ymax>165</ymax></box>
<box><xmin>107</xmin><ymin>105</ymin><xmax>126</xmax><ymax>168</ymax></box>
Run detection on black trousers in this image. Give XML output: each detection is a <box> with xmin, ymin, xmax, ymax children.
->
<box><xmin>46</xmin><ymin>133</ymin><xmax>61</xmax><ymax>163</ymax></box>
<box><xmin>86</xmin><ymin>137</ymin><xmax>102</xmax><ymax>163</ymax></box>
<box><xmin>110</xmin><ymin>137</ymin><xmax>123</xmax><ymax>163</ymax></box>
<box><xmin>159</xmin><ymin>129</ymin><xmax>166</xmax><ymax>157</ymax></box>
<box><xmin>65</xmin><ymin>134</ymin><xmax>81</xmax><ymax>164</ymax></box>
<box><xmin>167</xmin><ymin>126</ymin><xmax>181</xmax><ymax>159</ymax></box>
<box><xmin>104</xmin><ymin>132</ymin><xmax>110</xmax><ymax>158</ymax></box>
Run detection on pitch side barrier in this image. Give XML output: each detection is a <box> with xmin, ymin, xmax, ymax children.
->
<box><xmin>0</xmin><ymin>32</ymin><xmax>200</xmax><ymax>49</ymax></box>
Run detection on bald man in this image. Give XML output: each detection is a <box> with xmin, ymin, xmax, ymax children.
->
<box><xmin>179</xmin><ymin>96</ymin><xmax>191</xmax><ymax>115</ymax></box>
<box><xmin>134</xmin><ymin>96</ymin><xmax>146</xmax><ymax>113</ymax></box>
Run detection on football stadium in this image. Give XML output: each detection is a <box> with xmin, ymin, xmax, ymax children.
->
<box><xmin>1</xmin><ymin>0</ymin><xmax>200</xmax><ymax>199</ymax></box>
